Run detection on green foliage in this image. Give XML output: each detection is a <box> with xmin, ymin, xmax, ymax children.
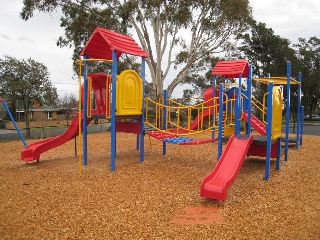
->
<box><xmin>0</xmin><ymin>55</ymin><xmax>58</xmax><ymax>136</ymax></box>
<box><xmin>237</xmin><ymin>22</ymin><xmax>297</xmax><ymax>77</ymax></box>
<box><xmin>179</xmin><ymin>55</ymin><xmax>237</xmax><ymax>102</ymax></box>
<box><xmin>294</xmin><ymin>37</ymin><xmax>320</xmax><ymax>116</ymax></box>
<box><xmin>20</xmin><ymin>0</ymin><xmax>252</xmax><ymax>99</ymax></box>
<box><xmin>236</xmin><ymin>21</ymin><xmax>302</xmax><ymax>118</ymax></box>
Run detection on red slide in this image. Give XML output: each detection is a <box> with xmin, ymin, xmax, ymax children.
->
<box><xmin>241</xmin><ymin>111</ymin><xmax>266</xmax><ymax>136</ymax></box>
<box><xmin>189</xmin><ymin>109</ymin><xmax>210</xmax><ymax>131</ymax></box>
<box><xmin>20</xmin><ymin>110</ymin><xmax>95</xmax><ymax>162</ymax></box>
<box><xmin>170</xmin><ymin>109</ymin><xmax>211</xmax><ymax>134</ymax></box>
<box><xmin>200</xmin><ymin>134</ymin><xmax>253</xmax><ymax>201</ymax></box>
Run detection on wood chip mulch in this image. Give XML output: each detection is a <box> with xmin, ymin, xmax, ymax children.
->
<box><xmin>0</xmin><ymin>131</ymin><xmax>319</xmax><ymax>239</ymax></box>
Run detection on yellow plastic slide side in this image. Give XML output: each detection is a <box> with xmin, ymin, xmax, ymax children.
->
<box><xmin>116</xmin><ymin>70</ymin><xmax>143</xmax><ymax>116</ymax></box>
<box><xmin>271</xmin><ymin>86</ymin><xmax>283</xmax><ymax>140</ymax></box>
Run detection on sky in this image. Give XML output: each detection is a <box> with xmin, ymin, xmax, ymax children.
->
<box><xmin>0</xmin><ymin>0</ymin><xmax>320</xmax><ymax>99</ymax></box>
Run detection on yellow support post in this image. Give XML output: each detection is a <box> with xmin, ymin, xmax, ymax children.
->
<box><xmin>78</xmin><ymin>65</ymin><xmax>83</xmax><ymax>176</ymax></box>
<box><xmin>87</xmin><ymin>77</ymin><xmax>92</xmax><ymax>118</ymax></box>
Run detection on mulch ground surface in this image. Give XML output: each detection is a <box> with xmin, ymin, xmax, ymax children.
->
<box><xmin>0</xmin><ymin>131</ymin><xmax>319</xmax><ymax>239</ymax></box>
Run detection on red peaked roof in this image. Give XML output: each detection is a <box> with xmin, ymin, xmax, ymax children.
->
<box><xmin>211</xmin><ymin>60</ymin><xmax>249</xmax><ymax>78</ymax></box>
<box><xmin>80</xmin><ymin>27</ymin><xmax>149</xmax><ymax>59</ymax></box>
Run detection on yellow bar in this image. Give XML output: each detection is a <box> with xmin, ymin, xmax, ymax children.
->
<box><xmin>187</xmin><ymin>107</ymin><xmax>191</xmax><ymax>131</ymax></box>
<box><xmin>87</xmin><ymin>77</ymin><xmax>92</xmax><ymax>118</ymax></box>
<box><xmin>263</xmin><ymin>93</ymin><xmax>268</xmax><ymax>123</ymax></box>
<box><xmin>75</xmin><ymin>59</ymin><xmax>113</xmax><ymax>65</ymax></box>
<box><xmin>78</xmin><ymin>65</ymin><xmax>83</xmax><ymax>176</ymax></box>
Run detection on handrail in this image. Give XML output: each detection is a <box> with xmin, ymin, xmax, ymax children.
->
<box><xmin>75</xmin><ymin>59</ymin><xmax>113</xmax><ymax>65</ymax></box>
<box><xmin>144</xmin><ymin>121</ymin><xmax>218</xmax><ymax>136</ymax></box>
<box><xmin>262</xmin><ymin>92</ymin><xmax>269</xmax><ymax>123</ymax></box>
<box><xmin>0</xmin><ymin>99</ymin><xmax>28</xmax><ymax>147</ymax></box>
<box><xmin>144</xmin><ymin>91</ymin><xmax>235</xmax><ymax>136</ymax></box>
<box><xmin>242</xmin><ymin>93</ymin><xmax>268</xmax><ymax>124</ymax></box>
<box><xmin>87</xmin><ymin>77</ymin><xmax>92</xmax><ymax>118</ymax></box>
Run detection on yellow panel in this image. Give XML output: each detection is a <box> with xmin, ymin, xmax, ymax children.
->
<box><xmin>116</xmin><ymin>70</ymin><xmax>143</xmax><ymax>116</ymax></box>
<box><xmin>271</xmin><ymin>86</ymin><xmax>283</xmax><ymax>140</ymax></box>
<box><xmin>224</xmin><ymin>126</ymin><xmax>234</xmax><ymax>137</ymax></box>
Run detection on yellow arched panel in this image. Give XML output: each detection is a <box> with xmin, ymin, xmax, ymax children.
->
<box><xmin>116</xmin><ymin>70</ymin><xmax>143</xmax><ymax>116</ymax></box>
<box><xmin>272</xmin><ymin>86</ymin><xmax>283</xmax><ymax>140</ymax></box>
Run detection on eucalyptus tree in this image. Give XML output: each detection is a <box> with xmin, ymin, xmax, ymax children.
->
<box><xmin>21</xmin><ymin>0</ymin><xmax>252</xmax><ymax>99</ymax></box>
<box><xmin>238</xmin><ymin>21</ymin><xmax>297</xmax><ymax>77</ymax></box>
<box><xmin>236</xmin><ymin>21</ymin><xmax>299</xmax><ymax>118</ymax></box>
<box><xmin>0</xmin><ymin>56</ymin><xmax>58</xmax><ymax>136</ymax></box>
<box><xmin>58</xmin><ymin>92</ymin><xmax>78</xmax><ymax>126</ymax></box>
<box><xmin>294</xmin><ymin>37</ymin><xmax>320</xmax><ymax>117</ymax></box>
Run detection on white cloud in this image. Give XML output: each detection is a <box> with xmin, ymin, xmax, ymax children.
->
<box><xmin>250</xmin><ymin>0</ymin><xmax>320</xmax><ymax>43</ymax></box>
<box><xmin>0</xmin><ymin>0</ymin><xmax>76</xmax><ymax>99</ymax></box>
<box><xmin>1</xmin><ymin>34</ymin><xmax>11</xmax><ymax>40</ymax></box>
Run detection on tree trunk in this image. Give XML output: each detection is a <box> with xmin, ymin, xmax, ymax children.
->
<box><xmin>66</xmin><ymin>111</ymin><xmax>70</xmax><ymax>127</ymax></box>
<box><xmin>25</xmin><ymin>110</ymin><xmax>31</xmax><ymax>137</ymax></box>
<box><xmin>155</xmin><ymin>93</ymin><xmax>163</xmax><ymax>129</ymax></box>
<box><xmin>292</xmin><ymin>118</ymin><xmax>296</xmax><ymax>134</ymax></box>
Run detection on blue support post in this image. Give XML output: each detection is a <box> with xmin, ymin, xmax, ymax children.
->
<box><xmin>265</xmin><ymin>82</ymin><xmax>274</xmax><ymax>180</ymax></box>
<box><xmin>82</xmin><ymin>55</ymin><xmax>88</xmax><ymax>166</ymax></box>
<box><xmin>162</xmin><ymin>90</ymin><xmax>168</xmax><ymax>155</ymax></box>
<box><xmin>110</xmin><ymin>50</ymin><xmax>117</xmax><ymax>171</ymax></box>
<box><xmin>0</xmin><ymin>100</ymin><xmax>27</xmax><ymax>147</ymax></box>
<box><xmin>235</xmin><ymin>74</ymin><xmax>242</xmax><ymax>136</ymax></box>
<box><xmin>300</xmin><ymin>106</ymin><xmax>304</xmax><ymax>146</ymax></box>
<box><xmin>139</xmin><ymin>57</ymin><xmax>146</xmax><ymax>162</ymax></box>
<box><xmin>285</xmin><ymin>62</ymin><xmax>291</xmax><ymax>161</ymax></box>
<box><xmin>296</xmin><ymin>71</ymin><xmax>302</xmax><ymax>150</ymax></box>
<box><xmin>217</xmin><ymin>83</ymin><xmax>224</xmax><ymax>160</ymax></box>
<box><xmin>246</xmin><ymin>65</ymin><xmax>252</xmax><ymax>135</ymax></box>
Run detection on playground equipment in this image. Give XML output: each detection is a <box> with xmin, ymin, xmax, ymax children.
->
<box><xmin>199</xmin><ymin>61</ymin><xmax>303</xmax><ymax>201</ymax></box>
<box><xmin>0</xmin><ymin>98</ymin><xmax>27</xmax><ymax>147</ymax></box>
<box><xmin>13</xmin><ymin>27</ymin><xmax>303</xmax><ymax>201</ymax></box>
<box><xmin>144</xmin><ymin>60</ymin><xmax>303</xmax><ymax>201</ymax></box>
<box><xmin>19</xmin><ymin>28</ymin><xmax>149</xmax><ymax>172</ymax></box>
<box><xmin>20</xmin><ymin>110</ymin><xmax>95</xmax><ymax>161</ymax></box>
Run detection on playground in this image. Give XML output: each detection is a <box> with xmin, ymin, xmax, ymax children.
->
<box><xmin>1</xmin><ymin>27</ymin><xmax>319</xmax><ymax>238</ymax></box>
<box><xmin>0</xmin><ymin>131</ymin><xmax>319</xmax><ymax>239</ymax></box>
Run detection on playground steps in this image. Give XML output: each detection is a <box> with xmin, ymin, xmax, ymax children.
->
<box><xmin>241</xmin><ymin>111</ymin><xmax>266</xmax><ymax>136</ymax></box>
